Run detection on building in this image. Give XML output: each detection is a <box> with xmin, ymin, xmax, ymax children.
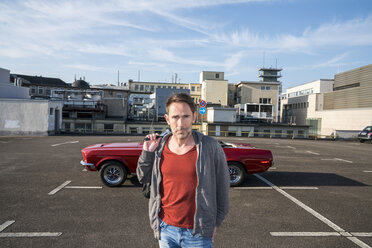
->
<box><xmin>10</xmin><ymin>74</ymin><xmax>69</xmax><ymax>99</ymax></box>
<box><xmin>200</xmin><ymin>71</ymin><xmax>228</xmax><ymax>106</ymax></box>
<box><xmin>281</xmin><ymin>64</ymin><xmax>372</xmax><ymax>137</ymax></box>
<box><xmin>234</xmin><ymin>81</ymin><xmax>281</xmax><ymax>123</ymax></box>
<box><xmin>128</xmin><ymin>80</ymin><xmax>201</xmax><ymax>104</ymax></box>
<box><xmin>280</xmin><ymin>79</ymin><xmax>334</xmax><ymax>126</ymax></box>
<box><xmin>0</xmin><ymin>68</ymin><xmax>63</xmax><ymax>136</ymax></box>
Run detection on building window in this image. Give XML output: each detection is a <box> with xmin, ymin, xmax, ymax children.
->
<box><xmin>259</xmin><ymin>98</ymin><xmax>271</xmax><ymax>104</ymax></box>
<box><xmin>117</xmin><ymin>93</ymin><xmax>123</xmax><ymax>98</ymax></box>
<box><xmin>46</xmin><ymin>88</ymin><xmax>51</xmax><ymax>96</ymax></box>
<box><xmin>151</xmin><ymin>85</ymin><xmax>155</xmax><ymax>91</ymax></box>
<box><xmin>135</xmin><ymin>85</ymin><xmax>139</xmax><ymax>91</ymax></box>
<box><xmin>140</xmin><ymin>85</ymin><xmax>144</xmax><ymax>91</ymax></box>
<box><xmin>49</xmin><ymin>108</ymin><xmax>54</xmax><ymax>115</ymax></box>
<box><xmin>130</xmin><ymin>127</ymin><xmax>137</xmax><ymax>134</ymax></box>
<box><xmin>275</xmin><ymin>130</ymin><xmax>282</xmax><ymax>138</ymax></box>
<box><xmin>191</xmin><ymin>86</ymin><xmax>195</xmax><ymax>91</ymax></box>
<box><xmin>142</xmin><ymin>127</ymin><xmax>150</xmax><ymax>134</ymax></box>
<box><xmin>145</xmin><ymin>85</ymin><xmax>149</xmax><ymax>92</ymax></box>
<box><xmin>38</xmin><ymin>87</ymin><xmax>44</xmax><ymax>95</ymax></box>
<box><xmin>104</xmin><ymin>124</ymin><xmax>114</xmax><ymax>132</ymax></box>
<box><xmin>216</xmin><ymin>73</ymin><xmax>220</xmax><ymax>79</ymax></box>
<box><xmin>261</xmin><ymin>86</ymin><xmax>271</xmax><ymax>91</ymax></box>
<box><xmin>30</xmin><ymin>87</ymin><xmax>36</xmax><ymax>94</ymax></box>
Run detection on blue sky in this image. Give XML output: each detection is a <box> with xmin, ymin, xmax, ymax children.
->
<box><xmin>1</xmin><ymin>0</ymin><xmax>372</xmax><ymax>90</ymax></box>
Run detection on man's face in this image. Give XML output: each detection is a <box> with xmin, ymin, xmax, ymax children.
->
<box><xmin>165</xmin><ymin>102</ymin><xmax>196</xmax><ymax>140</ymax></box>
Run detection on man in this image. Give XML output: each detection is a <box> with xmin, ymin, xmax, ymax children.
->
<box><xmin>137</xmin><ymin>93</ymin><xmax>230</xmax><ymax>248</ymax></box>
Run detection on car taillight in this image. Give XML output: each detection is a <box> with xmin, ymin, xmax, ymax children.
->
<box><xmin>260</xmin><ymin>160</ymin><xmax>271</xmax><ymax>165</ymax></box>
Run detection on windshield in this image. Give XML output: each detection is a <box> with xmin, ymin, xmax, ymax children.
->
<box><xmin>363</xmin><ymin>126</ymin><xmax>372</xmax><ymax>131</ymax></box>
<box><xmin>218</xmin><ymin>140</ymin><xmax>237</xmax><ymax>148</ymax></box>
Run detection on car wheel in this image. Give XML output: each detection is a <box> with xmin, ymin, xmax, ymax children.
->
<box><xmin>228</xmin><ymin>162</ymin><xmax>246</xmax><ymax>187</ymax></box>
<box><xmin>359</xmin><ymin>139</ymin><xmax>365</xmax><ymax>143</ymax></box>
<box><xmin>100</xmin><ymin>161</ymin><xmax>127</xmax><ymax>187</ymax></box>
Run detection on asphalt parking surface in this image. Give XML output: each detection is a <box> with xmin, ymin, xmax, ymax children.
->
<box><xmin>0</xmin><ymin>135</ymin><xmax>371</xmax><ymax>248</ymax></box>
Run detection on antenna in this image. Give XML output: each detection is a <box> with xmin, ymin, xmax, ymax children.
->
<box><xmin>117</xmin><ymin>70</ymin><xmax>120</xmax><ymax>86</ymax></box>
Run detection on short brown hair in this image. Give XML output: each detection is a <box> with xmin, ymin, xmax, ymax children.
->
<box><xmin>166</xmin><ymin>93</ymin><xmax>196</xmax><ymax>114</ymax></box>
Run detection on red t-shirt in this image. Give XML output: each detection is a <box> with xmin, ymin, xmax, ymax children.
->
<box><xmin>159</xmin><ymin>140</ymin><xmax>198</xmax><ymax>229</ymax></box>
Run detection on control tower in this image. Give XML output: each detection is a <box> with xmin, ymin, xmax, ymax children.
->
<box><xmin>258</xmin><ymin>67</ymin><xmax>282</xmax><ymax>82</ymax></box>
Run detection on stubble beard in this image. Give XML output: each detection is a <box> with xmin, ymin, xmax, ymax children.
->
<box><xmin>173</xmin><ymin>127</ymin><xmax>191</xmax><ymax>140</ymax></box>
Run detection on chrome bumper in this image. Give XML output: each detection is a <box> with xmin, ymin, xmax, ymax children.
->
<box><xmin>80</xmin><ymin>160</ymin><xmax>95</xmax><ymax>170</ymax></box>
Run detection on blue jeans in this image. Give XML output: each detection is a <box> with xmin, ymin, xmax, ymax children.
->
<box><xmin>159</xmin><ymin>219</ymin><xmax>213</xmax><ymax>248</ymax></box>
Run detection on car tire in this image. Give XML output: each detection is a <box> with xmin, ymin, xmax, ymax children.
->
<box><xmin>100</xmin><ymin>161</ymin><xmax>127</xmax><ymax>187</ymax></box>
<box><xmin>228</xmin><ymin>162</ymin><xmax>246</xmax><ymax>187</ymax></box>
<box><xmin>359</xmin><ymin>139</ymin><xmax>365</xmax><ymax>143</ymax></box>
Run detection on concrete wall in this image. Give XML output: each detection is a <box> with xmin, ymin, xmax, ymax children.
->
<box><xmin>312</xmin><ymin>107</ymin><xmax>372</xmax><ymax>136</ymax></box>
<box><xmin>0</xmin><ymin>68</ymin><xmax>10</xmax><ymax>85</ymax></box>
<box><xmin>200</xmin><ymin>71</ymin><xmax>224</xmax><ymax>82</ymax></box>
<box><xmin>103</xmin><ymin>98</ymin><xmax>127</xmax><ymax>118</ymax></box>
<box><xmin>0</xmin><ymin>68</ymin><xmax>29</xmax><ymax>99</ymax></box>
<box><xmin>202</xmin><ymin>80</ymin><xmax>228</xmax><ymax>106</ymax></box>
<box><xmin>0</xmin><ymin>99</ymin><xmax>63</xmax><ymax>136</ymax></box>
<box><xmin>207</xmin><ymin>108</ymin><xmax>236</xmax><ymax>123</ymax></box>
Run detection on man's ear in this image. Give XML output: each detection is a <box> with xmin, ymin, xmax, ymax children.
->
<box><xmin>164</xmin><ymin>114</ymin><xmax>170</xmax><ymax>125</ymax></box>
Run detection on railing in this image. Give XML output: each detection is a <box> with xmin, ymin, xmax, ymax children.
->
<box><xmin>205</xmin><ymin>130</ymin><xmax>337</xmax><ymax>140</ymax></box>
<box><xmin>60</xmin><ymin>128</ymin><xmax>341</xmax><ymax>140</ymax></box>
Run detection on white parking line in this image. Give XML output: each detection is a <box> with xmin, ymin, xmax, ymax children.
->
<box><xmin>321</xmin><ymin>158</ymin><xmax>353</xmax><ymax>163</ymax></box>
<box><xmin>363</xmin><ymin>171</ymin><xmax>372</xmax><ymax>173</ymax></box>
<box><xmin>48</xmin><ymin>181</ymin><xmax>71</xmax><ymax>195</ymax></box>
<box><xmin>234</xmin><ymin>186</ymin><xmax>318</xmax><ymax>190</ymax></box>
<box><xmin>0</xmin><ymin>232</ymin><xmax>62</xmax><ymax>237</ymax></box>
<box><xmin>351</xmin><ymin>233</ymin><xmax>372</xmax><ymax>237</ymax></box>
<box><xmin>255</xmin><ymin>174</ymin><xmax>371</xmax><ymax>248</ymax></box>
<box><xmin>334</xmin><ymin>158</ymin><xmax>353</xmax><ymax>163</ymax></box>
<box><xmin>0</xmin><ymin>220</ymin><xmax>15</xmax><ymax>232</ymax></box>
<box><xmin>234</xmin><ymin>187</ymin><xmax>272</xmax><ymax>190</ymax></box>
<box><xmin>306</xmin><ymin>151</ymin><xmax>320</xmax><ymax>155</ymax></box>
<box><xmin>0</xmin><ymin>220</ymin><xmax>61</xmax><ymax>238</ymax></box>
<box><xmin>51</xmin><ymin>141</ymin><xmax>79</xmax><ymax>147</ymax></box>
<box><xmin>280</xmin><ymin>186</ymin><xmax>319</xmax><ymax>190</ymax></box>
<box><xmin>65</xmin><ymin>186</ymin><xmax>102</xmax><ymax>189</ymax></box>
<box><xmin>271</xmin><ymin>232</ymin><xmax>341</xmax><ymax>237</ymax></box>
<box><xmin>276</xmin><ymin>146</ymin><xmax>296</xmax><ymax>149</ymax></box>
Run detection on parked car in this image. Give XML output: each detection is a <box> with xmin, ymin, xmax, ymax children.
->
<box><xmin>358</xmin><ymin>126</ymin><xmax>372</xmax><ymax>143</ymax></box>
<box><xmin>80</xmin><ymin>140</ymin><xmax>273</xmax><ymax>187</ymax></box>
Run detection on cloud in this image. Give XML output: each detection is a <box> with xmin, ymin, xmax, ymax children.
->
<box><xmin>224</xmin><ymin>51</ymin><xmax>245</xmax><ymax>71</ymax></box>
<box><xmin>219</xmin><ymin>15</ymin><xmax>372</xmax><ymax>52</ymax></box>
<box><xmin>63</xmin><ymin>64</ymin><xmax>113</xmax><ymax>72</ymax></box>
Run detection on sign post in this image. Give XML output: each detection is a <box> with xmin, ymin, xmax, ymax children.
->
<box><xmin>199</xmin><ymin>100</ymin><xmax>207</xmax><ymax>133</ymax></box>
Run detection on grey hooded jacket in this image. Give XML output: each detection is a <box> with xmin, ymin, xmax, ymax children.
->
<box><xmin>136</xmin><ymin>130</ymin><xmax>230</xmax><ymax>239</ymax></box>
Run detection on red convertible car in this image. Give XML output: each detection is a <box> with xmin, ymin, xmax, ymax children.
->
<box><xmin>80</xmin><ymin>140</ymin><xmax>273</xmax><ymax>187</ymax></box>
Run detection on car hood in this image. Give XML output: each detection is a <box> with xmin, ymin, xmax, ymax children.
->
<box><xmin>84</xmin><ymin>142</ymin><xmax>143</xmax><ymax>150</ymax></box>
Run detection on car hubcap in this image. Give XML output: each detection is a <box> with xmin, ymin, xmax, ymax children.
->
<box><xmin>104</xmin><ymin>166</ymin><xmax>122</xmax><ymax>184</ymax></box>
<box><xmin>229</xmin><ymin>166</ymin><xmax>241</xmax><ymax>184</ymax></box>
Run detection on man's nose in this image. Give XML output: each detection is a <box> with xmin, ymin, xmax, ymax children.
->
<box><xmin>177</xmin><ymin>117</ymin><xmax>184</xmax><ymax>126</ymax></box>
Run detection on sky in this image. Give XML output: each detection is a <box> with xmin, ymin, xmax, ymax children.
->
<box><xmin>1</xmin><ymin>0</ymin><xmax>372</xmax><ymax>90</ymax></box>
